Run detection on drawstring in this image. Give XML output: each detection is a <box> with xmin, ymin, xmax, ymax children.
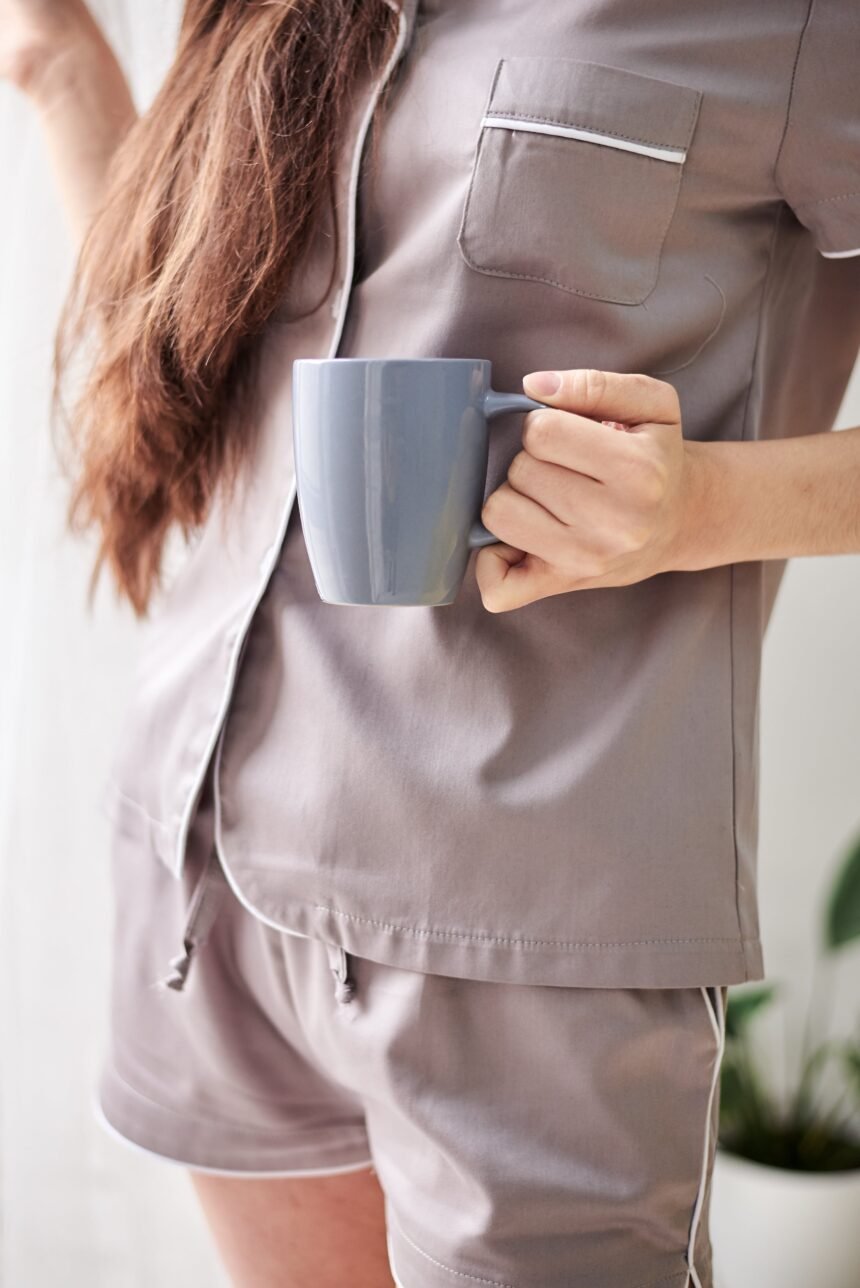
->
<box><xmin>155</xmin><ymin>838</ymin><xmax>357</xmax><ymax>1006</ymax></box>
<box><xmin>325</xmin><ymin>942</ymin><xmax>356</xmax><ymax>1005</ymax></box>
<box><xmin>156</xmin><ymin>845</ymin><xmax>230</xmax><ymax>992</ymax></box>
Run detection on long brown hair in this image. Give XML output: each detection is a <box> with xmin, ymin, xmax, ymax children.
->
<box><xmin>55</xmin><ymin>0</ymin><xmax>401</xmax><ymax>616</ymax></box>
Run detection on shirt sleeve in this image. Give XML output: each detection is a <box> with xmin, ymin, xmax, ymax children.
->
<box><xmin>774</xmin><ymin>0</ymin><xmax>860</xmax><ymax>259</ymax></box>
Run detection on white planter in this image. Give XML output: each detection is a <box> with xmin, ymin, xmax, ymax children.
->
<box><xmin>710</xmin><ymin>1147</ymin><xmax>860</xmax><ymax>1288</ymax></box>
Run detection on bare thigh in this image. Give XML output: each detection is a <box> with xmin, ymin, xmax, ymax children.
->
<box><xmin>190</xmin><ymin>1166</ymin><xmax>395</xmax><ymax>1288</ymax></box>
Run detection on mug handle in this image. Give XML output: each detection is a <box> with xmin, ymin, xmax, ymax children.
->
<box><xmin>467</xmin><ymin>389</ymin><xmax>549</xmax><ymax>549</ymax></box>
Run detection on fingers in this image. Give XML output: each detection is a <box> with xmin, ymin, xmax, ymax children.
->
<box><xmin>475</xmin><ymin>546</ymin><xmax>571</xmax><ymax>613</ymax></box>
<box><xmin>481</xmin><ymin>483</ymin><xmax>564</xmax><ymax>564</ymax></box>
<box><xmin>506</xmin><ymin>447</ymin><xmax>601</xmax><ymax>521</ymax></box>
<box><xmin>520</xmin><ymin>407</ymin><xmax>640</xmax><ymax>483</ymax></box>
<box><xmin>522</xmin><ymin>368</ymin><xmax>680</xmax><ymax>427</ymax></box>
<box><xmin>480</xmin><ymin>480</ymin><xmax>608</xmax><ymax>576</ymax></box>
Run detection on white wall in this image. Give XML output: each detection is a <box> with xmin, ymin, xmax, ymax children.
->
<box><xmin>757</xmin><ymin>363</ymin><xmax>860</xmax><ymax>1103</ymax></box>
<box><xmin>0</xmin><ymin>6</ymin><xmax>858</xmax><ymax>1282</ymax></box>
<box><xmin>0</xmin><ymin>5</ymin><xmax>226</xmax><ymax>1285</ymax></box>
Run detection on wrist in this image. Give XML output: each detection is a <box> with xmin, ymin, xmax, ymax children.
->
<box><xmin>26</xmin><ymin>32</ymin><xmax>112</xmax><ymax>113</ymax></box>
<box><xmin>663</xmin><ymin>439</ymin><xmax>730</xmax><ymax>573</ymax></box>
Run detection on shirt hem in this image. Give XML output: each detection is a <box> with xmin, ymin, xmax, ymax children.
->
<box><xmin>222</xmin><ymin>861</ymin><xmax>765</xmax><ymax>990</ymax></box>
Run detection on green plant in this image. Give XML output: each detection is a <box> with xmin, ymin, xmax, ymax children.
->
<box><xmin>718</xmin><ymin>826</ymin><xmax>860</xmax><ymax>1172</ymax></box>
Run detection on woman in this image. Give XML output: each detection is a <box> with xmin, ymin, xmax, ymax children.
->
<box><xmin>4</xmin><ymin>1</ymin><xmax>859</xmax><ymax>1285</ymax></box>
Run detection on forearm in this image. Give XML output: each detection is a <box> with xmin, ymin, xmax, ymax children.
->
<box><xmin>676</xmin><ymin>424</ymin><xmax>860</xmax><ymax>570</ymax></box>
<box><xmin>24</xmin><ymin>21</ymin><xmax>137</xmax><ymax>244</ymax></box>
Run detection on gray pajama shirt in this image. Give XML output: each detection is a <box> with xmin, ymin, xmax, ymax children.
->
<box><xmin>94</xmin><ymin>4</ymin><xmax>859</xmax><ymax>1283</ymax></box>
<box><xmin>103</xmin><ymin>0</ymin><xmax>860</xmax><ymax>988</ymax></box>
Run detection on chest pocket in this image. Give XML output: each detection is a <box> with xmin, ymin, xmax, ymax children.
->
<box><xmin>457</xmin><ymin>58</ymin><xmax>702</xmax><ymax>306</ymax></box>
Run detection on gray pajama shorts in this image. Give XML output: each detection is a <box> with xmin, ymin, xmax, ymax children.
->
<box><xmin>96</xmin><ymin>787</ymin><xmax>727</xmax><ymax>1288</ymax></box>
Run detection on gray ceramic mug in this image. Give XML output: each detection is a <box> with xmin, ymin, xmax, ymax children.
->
<box><xmin>291</xmin><ymin>357</ymin><xmax>548</xmax><ymax>606</ymax></box>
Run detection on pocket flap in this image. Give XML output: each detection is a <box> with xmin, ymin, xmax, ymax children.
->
<box><xmin>484</xmin><ymin>58</ymin><xmax>702</xmax><ymax>163</ymax></box>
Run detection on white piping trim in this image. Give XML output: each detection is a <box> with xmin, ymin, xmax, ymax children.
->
<box><xmin>820</xmin><ymin>246</ymin><xmax>860</xmax><ymax>259</ymax></box>
<box><xmin>170</xmin><ymin>1</ymin><xmax>413</xmax><ymax>880</ymax></box>
<box><xmin>685</xmin><ymin>986</ymin><xmax>726</xmax><ymax>1288</ymax></box>
<box><xmin>92</xmin><ymin>1091</ymin><xmax>375</xmax><ymax>1180</ymax></box>
<box><xmin>386</xmin><ymin>1230</ymin><xmax>410</xmax><ymax>1288</ymax></box>
<box><xmin>480</xmin><ymin>114</ymin><xmax>687</xmax><ymax>164</ymax></box>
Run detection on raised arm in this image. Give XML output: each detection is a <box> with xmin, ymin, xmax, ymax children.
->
<box><xmin>1</xmin><ymin>0</ymin><xmax>137</xmax><ymax>243</ymax></box>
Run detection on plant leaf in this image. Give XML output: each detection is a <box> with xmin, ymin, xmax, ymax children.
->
<box><xmin>724</xmin><ymin>984</ymin><xmax>777</xmax><ymax>1039</ymax></box>
<box><xmin>824</xmin><ymin>828</ymin><xmax>860</xmax><ymax>951</ymax></box>
<box><xmin>842</xmin><ymin>1044</ymin><xmax>860</xmax><ymax>1100</ymax></box>
<box><xmin>718</xmin><ymin>1060</ymin><xmax>747</xmax><ymax>1123</ymax></box>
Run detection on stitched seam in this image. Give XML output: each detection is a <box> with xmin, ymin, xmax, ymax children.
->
<box><xmin>458</xmin><ymin>76</ymin><xmax>699</xmax><ymax>303</ymax></box>
<box><xmin>229</xmin><ymin>867</ymin><xmax>760</xmax><ymax>951</ymax></box>
<box><xmin>482</xmin><ymin>117</ymin><xmax>685</xmax><ymax>162</ymax></box>
<box><xmin>390</xmin><ymin>1208</ymin><xmax>689</xmax><ymax>1288</ymax></box>
<box><xmin>685</xmin><ymin>987</ymin><xmax>726</xmax><ymax>1285</ymax></box>
<box><xmin>456</xmin><ymin>243</ymin><xmax>656</xmax><ymax>302</ymax></box>
<box><xmin>306</xmin><ymin>901</ymin><xmax>755</xmax><ymax>951</ymax></box>
<box><xmin>772</xmin><ymin>0</ymin><xmax>816</xmax><ymax>196</ymax></box>
<box><xmin>165</xmin><ymin>0</ymin><xmax>417</xmax><ymax>877</ymax></box>
<box><xmin>456</xmin><ymin>59</ymin><xmax>505</xmax><ymax>277</ymax></box>
<box><xmin>728</xmin><ymin>203</ymin><xmax>788</xmax><ymax>950</ymax></box>
<box><xmin>654</xmin><ymin>274</ymin><xmax>727</xmax><ymax>375</ymax></box>
<box><xmin>484</xmin><ymin>108</ymin><xmax>690</xmax><ymax>152</ymax></box>
<box><xmin>393</xmin><ymin>1213</ymin><xmax>517</xmax><ymax>1288</ymax></box>
<box><xmin>458</xmin><ymin>159</ymin><xmax>682</xmax><ymax>303</ymax></box>
<box><xmin>794</xmin><ymin>188</ymin><xmax>860</xmax><ymax>211</ymax></box>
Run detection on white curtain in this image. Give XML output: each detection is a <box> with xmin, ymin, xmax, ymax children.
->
<box><xmin>0</xmin><ymin>4</ymin><xmax>226</xmax><ymax>1283</ymax></box>
<box><xmin>1</xmin><ymin>4</ymin><xmax>858</xmax><ymax>1284</ymax></box>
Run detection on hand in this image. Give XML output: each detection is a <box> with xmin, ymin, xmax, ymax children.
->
<box><xmin>475</xmin><ymin>368</ymin><xmax>702</xmax><ymax>612</ymax></box>
<box><xmin>0</xmin><ymin>0</ymin><xmax>102</xmax><ymax>100</ymax></box>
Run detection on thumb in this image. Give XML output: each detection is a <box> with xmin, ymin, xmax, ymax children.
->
<box><xmin>522</xmin><ymin>368</ymin><xmax>679</xmax><ymax>427</ymax></box>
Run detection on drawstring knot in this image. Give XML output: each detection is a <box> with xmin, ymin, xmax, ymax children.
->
<box><xmin>326</xmin><ymin>943</ymin><xmax>357</xmax><ymax>1005</ymax></box>
<box><xmin>333</xmin><ymin>976</ymin><xmax>356</xmax><ymax>1004</ymax></box>
<box><xmin>160</xmin><ymin>944</ymin><xmax>195</xmax><ymax>991</ymax></box>
<box><xmin>155</xmin><ymin>847</ymin><xmax>230</xmax><ymax>993</ymax></box>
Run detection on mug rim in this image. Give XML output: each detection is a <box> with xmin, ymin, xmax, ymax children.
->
<box><xmin>293</xmin><ymin>357</ymin><xmax>490</xmax><ymax>366</ymax></box>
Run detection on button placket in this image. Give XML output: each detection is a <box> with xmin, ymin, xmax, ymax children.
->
<box><xmin>162</xmin><ymin>2</ymin><xmax>417</xmax><ymax>884</ymax></box>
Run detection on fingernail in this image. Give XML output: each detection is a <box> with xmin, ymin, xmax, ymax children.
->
<box><xmin>523</xmin><ymin>370</ymin><xmax>560</xmax><ymax>398</ymax></box>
